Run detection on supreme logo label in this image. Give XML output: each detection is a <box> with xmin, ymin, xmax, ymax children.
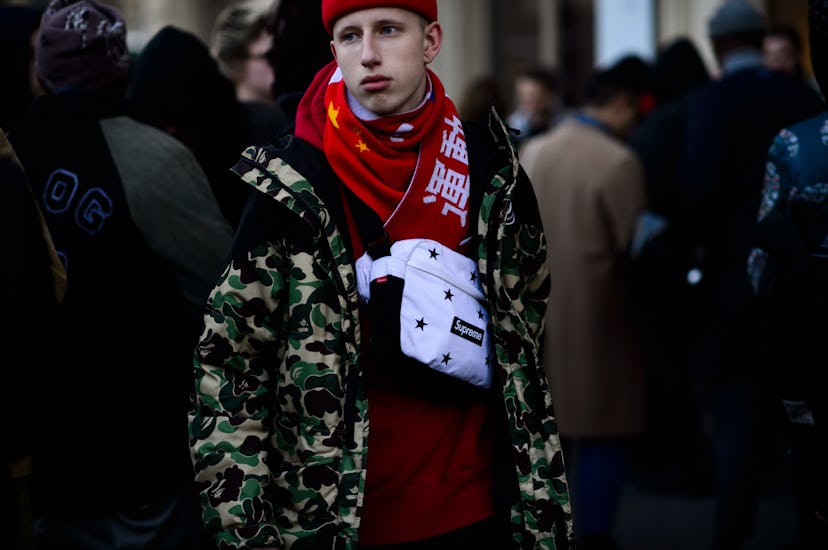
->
<box><xmin>451</xmin><ymin>317</ymin><xmax>484</xmax><ymax>346</ymax></box>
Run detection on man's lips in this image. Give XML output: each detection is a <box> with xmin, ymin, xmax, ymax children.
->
<box><xmin>361</xmin><ymin>76</ymin><xmax>390</xmax><ymax>92</ymax></box>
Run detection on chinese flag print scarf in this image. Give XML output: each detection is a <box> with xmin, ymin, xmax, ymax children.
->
<box><xmin>295</xmin><ymin>60</ymin><xmax>471</xmax><ymax>249</ymax></box>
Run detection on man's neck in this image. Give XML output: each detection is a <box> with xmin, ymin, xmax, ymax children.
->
<box><xmin>580</xmin><ymin>106</ymin><xmax>617</xmax><ymax>135</ymax></box>
<box><xmin>345</xmin><ymin>73</ymin><xmax>433</xmax><ymax>121</ymax></box>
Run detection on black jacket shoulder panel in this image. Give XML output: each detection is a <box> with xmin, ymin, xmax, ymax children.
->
<box><xmin>231</xmin><ymin>135</ymin><xmax>356</xmax><ymax>260</ymax></box>
<box><xmin>463</xmin><ymin>118</ymin><xmax>506</xmax><ymax>220</ymax></box>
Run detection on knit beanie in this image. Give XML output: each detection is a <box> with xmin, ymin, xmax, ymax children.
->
<box><xmin>321</xmin><ymin>0</ymin><xmax>437</xmax><ymax>35</ymax></box>
<box><xmin>707</xmin><ymin>0</ymin><xmax>766</xmax><ymax>40</ymax></box>
<box><xmin>35</xmin><ymin>0</ymin><xmax>130</xmax><ymax>92</ymax></box>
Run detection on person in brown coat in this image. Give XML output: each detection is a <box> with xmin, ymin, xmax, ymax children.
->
<box><xmin>521</xmin><ymin>56</ymin><xmax>649</xmax><ymax>550</ymax></box>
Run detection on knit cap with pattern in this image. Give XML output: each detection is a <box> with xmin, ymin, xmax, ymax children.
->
<box><xmin>35</xmin><ymin>0</ymin><xmax>130</xmax><ymax>92</ymax></box>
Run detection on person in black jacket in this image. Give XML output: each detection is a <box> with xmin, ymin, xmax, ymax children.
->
<box><xmin>677</xmin><ymin>2</ymin><xmax>825</xmax><ymax>548</ymax></box>
<box><xmin>210</xmin><ymin>0</ymin><xmax>287</xmax><ymax>146</ymax></box>
<box><xmin>128</xmin><ymin>25</ymin><xmax>251</xmax><ymax>229</ymax></box>
<box><xmin>627</xmin><ymin>37</ymin><xmax>715</xmax><ymax>497</ymax></box>
<box><xmin>11</xmin><ymin>1</ymin><xmax>233</xmax><ymax>548</ymax></box>
<box><xmin>747</xmin><ymin>1</ymin><xmax>828</xmax><ymax>547</ymax></box>
<box><xmin>263</xmin><ymin>0</ymin><xmax>333</xmax><ymax>130</ymax></box>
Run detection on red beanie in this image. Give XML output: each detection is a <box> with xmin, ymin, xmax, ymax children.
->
<box><xmin>322</xmin><ymin>0</ymin><xmax>437</xmax><ymax>35</ymax></box>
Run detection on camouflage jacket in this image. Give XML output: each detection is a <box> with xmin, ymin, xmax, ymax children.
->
<box><xmin>189</xmin><ymin>112</ymin><xmax>573</xmax><ymax>549</ymax></box>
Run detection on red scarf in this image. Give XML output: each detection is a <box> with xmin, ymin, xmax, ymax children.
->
<box><xmin>295</xmin><ymin>61</ymin><xmax>470</xmax><ymax>249</ymax></box>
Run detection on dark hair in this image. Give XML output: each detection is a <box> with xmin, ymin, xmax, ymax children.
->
<box><xmin>584</xmin><ymin>55</ymin><xmax>651</xmax><ymax>107</ymax></box>
<box><xmin>516</xmin><ymin>67</ymin><xmax>560</xmax><ymax>92</ymax></box>
<box><xmin>652</xmin><ymin>37</ymin><xmax>711</xmax><ymax>102</ymax></box>
<box><xmin>266</xmin><ymin>0</ymin><xmax>332</xmax><ymax>101</ymax></box>
<box><xmin>211</xmin><ymin>0</ymin><xmax>272</xmax><ymax>79</ymax></box>
<box><xmin>713</xmin><ymin>29</ymin><xmax>765</xmax><ymax>53</ymax></box>
<box><xmin>457</xmin><ymin>75</ymin><xmax>507</xmax><ymax>122</ymax></box>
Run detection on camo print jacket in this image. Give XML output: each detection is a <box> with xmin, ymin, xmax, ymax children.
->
<box><xmin>189</xmin><ymin>112</ymin><xmax>573</xmax><ymax>550</ymax></box>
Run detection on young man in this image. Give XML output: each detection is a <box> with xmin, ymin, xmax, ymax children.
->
<box><xmin>188</xmin><ymin>1</ymin><xmax>573</xmax><ymax>549</ymax></box>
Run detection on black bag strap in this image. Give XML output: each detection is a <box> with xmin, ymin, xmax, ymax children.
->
<box><xmin>341</xmin><ymin>183</ymin><xmax>392</xmax><ymax>259</ymax></box>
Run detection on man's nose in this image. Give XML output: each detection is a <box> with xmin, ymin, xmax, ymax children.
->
<box><xmin>361</xmin><ymin>35</ymin><xmax>380</xmax><ymax>66</ymax></box>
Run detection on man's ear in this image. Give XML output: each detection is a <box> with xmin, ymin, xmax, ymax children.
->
<box><xmin>330</xmin><ymin>40</ymin><xmax>337</xmax><ymax>63</ymax></box>
<box><xmin>423</xmin><ymin>21</ymin><xmax>442</xmax><ymax>64</ymax></box>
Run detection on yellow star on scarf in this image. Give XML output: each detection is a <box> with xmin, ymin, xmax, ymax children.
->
<box><xmin>356</xmin><ymin>139</ymin><xmax>370</xmax><ymax>153</ymax></box>
<box><xmin>327</xmin><ymin>101</ymin><xmax>340</xmax><ymax>129</ymax></box>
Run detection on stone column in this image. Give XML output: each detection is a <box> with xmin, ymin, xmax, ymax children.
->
<box><xmin>117</xmin><ymin>0</ymin><xmax>228</xmax><ymax>51</ymax></box>
<box><xmin>537</xmin><ymin>0</ymin><xmax>561</xmax><ymax>68</ymax></box>
<box><xmin>432</xmin><ymin>0</ymin><xmax>494</xmax><ymax>99</ymax></box>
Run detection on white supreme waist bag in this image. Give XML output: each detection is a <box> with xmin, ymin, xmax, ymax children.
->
<box><xmin>356</xmin><ymin>238</ymin><xmax>493</xmax><ymax>389</ymax></box>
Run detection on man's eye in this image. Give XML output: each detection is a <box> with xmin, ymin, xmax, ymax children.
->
<box><xmin>380</xmin><ymin>26</ymin><xmax>398</xmax><ymax>35</ymax></box>
<box><xmin>341</xmin><ymin>32</ymin><xmax>358</xmax><ymax>42</ymax></box>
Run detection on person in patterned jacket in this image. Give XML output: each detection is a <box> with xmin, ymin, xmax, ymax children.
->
<box><xmin>747</xmin><ymin>1</ymin><xmax>828</xmax><ymax>546</ymax></box>
<box><xmin>188</xmin><ymin>0</ymin><xmax>573</xmax><ymax>549</ymax></box>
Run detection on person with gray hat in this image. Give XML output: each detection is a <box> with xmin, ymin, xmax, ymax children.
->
<box><xmin>9</xmin><ymin>0</ymin><xmax>234</xmax><ymax>548</ymax></box>
<box><xmin>676</xmin><ymin>1</ymin><xmax>823</xmax><ymax>549</ymax></box>
<box><xmin>706</xmin><ymin>0</ymin><xmax>766</xmax><ymax>49</ymax></box>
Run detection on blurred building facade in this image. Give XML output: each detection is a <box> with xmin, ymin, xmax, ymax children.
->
<box><xmin>3</xmin><ymin>0</ymin><xmax>812</xmax><ymax>111</ymax></box>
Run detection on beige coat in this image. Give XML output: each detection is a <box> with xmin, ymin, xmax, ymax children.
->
<box><xmin>521</xmin><ymin>119</ymin><xmax>647</xmax><ymax>438</ymax></box>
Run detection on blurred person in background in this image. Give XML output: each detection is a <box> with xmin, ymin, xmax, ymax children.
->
<box><xmin>507</xmin><ymin>66</ymin><xmax>563</xmax><ymax>148</ymax></box>
<box><xmin>522</xmin><ymin>57</ymin><xmax>650</xmax><ymax>550</ymax></box>
<box><xmin>211</xmin><ymin>0</ymin><xmax>287</xmax><ymax>145</ymax></box>
<box><xmin>10</xmin><ymin>1</ymin><xmax>234</xmax><ymax>547</ymax></box>
<box><xmin>457</xmin><ymin>74</ymin><xmax>508</xmax><ymax>123</ymax></box>
<box><xmin>627</xmin><ymin>36</ymin><xmax>716</xmax><ymax>497</ymax></box>
<box><xmin>677</xmin><ymin>1</ymin><xmax>824</xmax><ymax>547</ymax></box>
<box><xmin>763</xmin><ymin>25</ymin><xmax>807</xmax><ymax>80</ymax></box>
<box><xmin>264</xmin><ymin>0</ymin><xmax>333</xmax><ymax>128</ymax></box>
<box><xmin>747</xmin><ymin>0</ymin><xmax>828</xmax><ymax>547</ymax></box>
<box><xmin>128</xmin><ymin>25</ymin><xmax>250</xmax><ymax>229</ymax></box>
